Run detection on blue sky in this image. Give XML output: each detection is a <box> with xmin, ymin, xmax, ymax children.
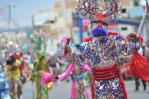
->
<box><xmin>0</xmin><ymin>0</ymin><xmax>54</xmax><ymax>27</ymax></box>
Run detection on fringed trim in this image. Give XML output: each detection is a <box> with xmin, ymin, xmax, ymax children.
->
<box><xmin>118</xmin><ymin>75</ymin><xmax>128</xmax><ymax>99</ymax></box>
<box><xmin>90</xmin><ymin>79</ymin><xmax>95</xmax><ymax>99</ymax></box>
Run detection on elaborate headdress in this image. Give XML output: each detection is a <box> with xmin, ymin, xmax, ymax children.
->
<box><xmin>74</xmin><ymin>0</ymin><xmax>121</xmax><ymax>22</ymax></box>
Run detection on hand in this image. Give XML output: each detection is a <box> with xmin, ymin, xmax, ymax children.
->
<box><xmin>55</xmin><ymin>76</ymin><xmax>59</xmax><ymax>80</ymax></box>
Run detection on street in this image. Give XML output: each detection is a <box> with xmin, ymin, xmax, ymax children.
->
<box><xmin>22</xmin><ymin>80</ymin><xmax>149</xmax><ymax>99</ymax></box>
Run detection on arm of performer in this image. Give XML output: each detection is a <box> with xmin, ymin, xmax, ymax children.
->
<box><xmin>64</xmin><ymin>42</ymin><xmax>90</xmax><ymax>66</ymax></box>
<box><xmin>112</xmin><ymin>32</ymin><xmax>143</xmax><ymax>55</ymax></box>
<box><xmin>58</xmin><ymin>63</ymin><xmax>73</xmax><ymax>81</ymax></box>
<box><xmin>79</xmin><ymin>64</ymin><xmax>91</xmax><ymax>72</ymax></box>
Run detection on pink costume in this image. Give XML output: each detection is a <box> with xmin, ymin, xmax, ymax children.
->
<box><xmin>59</xmin><ymin>63</ymin><xmax>91</xmax><ymax>99</ymax></box>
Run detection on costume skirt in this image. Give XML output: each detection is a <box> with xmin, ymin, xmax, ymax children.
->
<box><xmin>91</xmin><ymin>64</ymin><xmax>127</xmax><ymax>99</ymax></box>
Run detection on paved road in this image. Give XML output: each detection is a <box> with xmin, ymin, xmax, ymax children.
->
<box><xmin>22</xmin><ymin>80</ymin><xmax>149</xmax><ymax>99</ymax></box>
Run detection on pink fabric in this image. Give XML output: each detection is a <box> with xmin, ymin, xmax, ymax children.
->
<box><xmin>71</xmin><ymin>81</ymin><xmax>90</xmax><ymax>99</ymax></box>
<box><xmin>83</xmin><ymin>19</ymin><xmax>91</xmax><ymax>25</ymax></box>
<box><xmin>59</xmin><ymin>63</ymin><xmax>73</xmax><ymax>81</ymax></box>
<box><xmin>59</xmin><ymin>63</ymin><xmax>90</xmax><ymax>99</ymax></box>
<box><xmin>41</xmin><ymin>72</ymin><xmax>55</xmax><ymax>84</ymax></box>
<box><xmin>60</xmin><ymin>38</ymin><xmax>66</xmax><ymax>43</ymax></box>
<box><xmin>80</xmin><ymin>64</ymin><xmax>91</xmax><ymax>71</ymax></box>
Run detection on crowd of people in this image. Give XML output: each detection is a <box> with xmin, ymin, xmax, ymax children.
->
<box><xmin>0</xmin><ymin>31</ymin><xmax>149</xmax><ymax>99</ymax></box>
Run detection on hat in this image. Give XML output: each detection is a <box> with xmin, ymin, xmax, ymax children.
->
<box><xmin>91</xmin><ymin>27</ymin><xmax>107</xmax><ymax>37</ymax></box>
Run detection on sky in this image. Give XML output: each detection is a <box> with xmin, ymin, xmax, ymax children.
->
<box><xmin>0</xmin><ymin>0</ymin><xmax>54</xmax><ymax>28</ymax></box>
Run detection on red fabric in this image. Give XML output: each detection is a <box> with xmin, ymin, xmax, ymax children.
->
<box><xmin>130</xmin><ymin>53</ymin><xmax>149</xmax><ymax>81</ymax></box>
<box><xmin>97</xmin><ymin>23</ymin><xmax>102</xmax><ymax>28</ymax></box>
<box><xmin>19</xmin><ymin>61</ymin><xmax>24</xmax><ymax>73</ymax></box>
<box><xmin>95</xmin><ymin>13</ymin><xmax>107</xmax><ymax>21</ymax></box>
<box><xmin>92</xmin><ymin>64</ymin><xmax>120</xmax><ymax>80</ymax></box>
<box><xmin>83</xmin><ymin>36</ymin><xmax>93</xmax><ymax>42</ymax></box>
<box><xmin>118</xmin><ymin>75</ymin><xmax>128</xmax><ymax>99</ymax></box>
<box><xmin>108</xmin><ymin>32</ymin><xmax>120</xmax><ymax>36</ymax></box>
<box><xmin>90</xmin><ymin>79</ymin><xmax>95</xmax><ymax>99</ymax></box>
<box><xmin>137</xmin><ymin>35</ymin><xmax>143</xmax><ymax>43</ymax></box>
<box><xmin>83</xmin><ymin>26</ymin><xmax>88</xmax><ymax>31</ymax></box>
<box><xmin>123</xmin><ymin>64</ymin><xmax>131</xmax><ymax>78</ymax></box>
<box><xmin>64</xmin><ymin>38</ymin><xmax>71</xmax><ymax>57</ymax></box>
<box><xmin>90</xmin><ymin>64</ymin><xmax>127</xmax><ymax>99</ymax></box>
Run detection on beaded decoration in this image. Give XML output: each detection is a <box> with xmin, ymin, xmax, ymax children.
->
<box><xmin>73</xmin><ymin>0</ymin><xmax>99</xmax><ymax>19</ymax></box>
<box><xmin>74</xmin><ymin>0</ymin><xmax>122</xmax><ymax>22</ymax></box>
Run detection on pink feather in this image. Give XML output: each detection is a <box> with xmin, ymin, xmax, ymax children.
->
<box><xmin>41</xmin><ymin>72</ymin><xmax>55</xmax><ymax>85</ymax></box>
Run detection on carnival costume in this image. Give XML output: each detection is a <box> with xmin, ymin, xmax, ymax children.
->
<box><xmin>6</xmin><ymin>53</ymin><xmax>21</xmax><ymax>99</ymax></box>
<box><xmin>32</xmin><ymin>51</ymin><xmax>50</xmax><ymax>99</ymax></box>
<box><xmin>128</xmin><ymin>33</ymin><xmax>149</xmax><ymax>81</ymax></box>
<box><xmin>65</xmin><ymin>25</ymin><xmax>143</xmax><ymax>99</ymax></box>
<box><xmin>58</xmin><ymin>63</ymin><xmax>91</xmax><ymax>99</ymax></box>
<box><xmin>0</xmin><ymin>64</ymin><xmax>11</xmax><ymax>99</ymax></box>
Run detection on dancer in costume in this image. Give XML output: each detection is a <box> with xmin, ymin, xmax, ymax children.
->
<box><xmin>66</xmin><ymin>27</ymin><xmax>127</xmax><ymax>99</ymax></box>
<box><xmin>13</xmin><ymin>50</ymin><xmax>26</xmax><ymax>99</ymax></box>
<box><xmin>128</xmin><ymin>33</ymin><xmax>149</xmax><ymax>82</ymax></box>
<box><xmin>0</xmin><ymin>63</ymin><xmax>11</xmax><ymax>99</ymax></box>
<box><xmin>32</xmin><ymin>51</ymin><xmax>49</xmax><ymax>99</ymax></box>
<box><xmin>58</xmin><ymin>45</ymin><xmax>91</xmax><ymax>99</ymax></box>
<box><xmin>6</xmin><ymin>53</ymin><xmax>20</xmax><ymax>99</ymax></box>
<box><xmin>41</xmin><ymin>40</ymin><xmax>91</xmax><ymax>99</ymax></box>
<box><xmin>58</xmin><ymin>63</ymin><xmax>91</xmax><ymax>99</ymax></box>
<box><xmin>6</xmin><ymin>50</ymin><xmax>26</xmax><ymax>99</ymax></box>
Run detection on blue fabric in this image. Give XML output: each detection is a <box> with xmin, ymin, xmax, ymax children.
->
<box><xmin>91</xmin><ymin>27</ymin><xmax>107</xmax><ymax>37</ymax></box>
<box><xmin>115</xmin><ymin>35</ymin><xmax>123</xmax><ymax>40</ymax></box>
<box><xmin>71</xmin><ymin>75</ymin><xmax>83</xmax><ymax>81</ymax></box>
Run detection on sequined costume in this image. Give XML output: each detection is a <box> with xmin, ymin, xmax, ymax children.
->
<box><xmin>66</xmin><ymin>30</ymin><xmax>136</xmax><ymax>99</ymax></box>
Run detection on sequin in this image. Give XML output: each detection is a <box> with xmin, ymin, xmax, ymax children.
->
<box><xmin>94</xmin><ymin>78</ymin><xmax>125</xmax><ymax>99</ymax></box>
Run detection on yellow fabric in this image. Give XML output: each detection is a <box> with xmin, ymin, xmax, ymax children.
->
<box><xmin>47</xmin><ymin>82</ymin><xmax>54</xmax><ymax>90</ymax></box>
<box><xmin>11</xmin><ymin>69</ymin><xmax>20</xmax><ymax>80</ymax></box>
<box><xmin>41</xmin><ymin>60</ymin><xmax>48</xmax><ymax>72</ymax></box>
<box><xmin>15</xmin><ymin>60</ymin><xmax>21</xmax><ymax>67</ymax></box>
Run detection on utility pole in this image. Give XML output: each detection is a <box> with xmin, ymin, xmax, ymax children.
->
<box><xmin>8</xmin><ymin>4</ymin><xmax>15</xmax><ymax>26</ymax></box>
<box><xmin>0</xmin><ymin>4</ymin><xmax>15</xmax><ymax>27</ymax></box>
